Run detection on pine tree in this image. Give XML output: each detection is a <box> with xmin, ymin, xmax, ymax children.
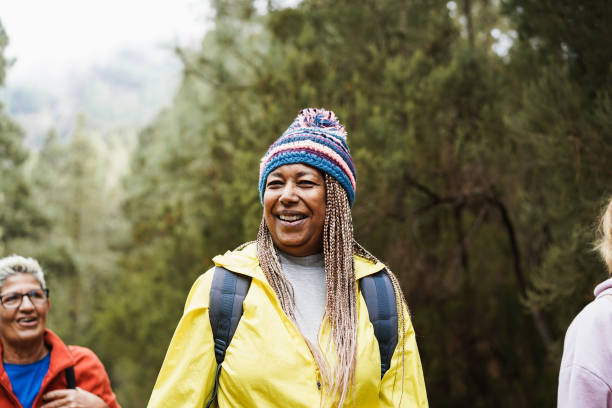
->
<box><xmin>0</xmin><ymin>22</ymin><xmax>46</xmax><ymax>252</ymax></box>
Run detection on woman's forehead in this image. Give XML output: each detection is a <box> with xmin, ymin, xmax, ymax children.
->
<box><xmin>1</xmin><ymin>273</ymin><xmax>41</xmax><ymax>291</ymax></box>
<box><xmin>268</xmin><ymin>163</ymin><xmax>323</xmax><ymax>178</ymax></box>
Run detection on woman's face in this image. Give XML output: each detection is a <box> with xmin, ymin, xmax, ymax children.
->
<box><xmin>0</xmin><ymin>273</ymin><xmax>49</xmax><ymax>348</ymax></box>
<box><xmin>263</xmin><ymin>163</ymin><xmax>326</xmax><ymax>256</ymax></box>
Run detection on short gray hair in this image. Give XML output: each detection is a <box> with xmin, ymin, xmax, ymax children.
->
<box><xmin>0</xmin><ymin>255</ymin><xmax>47</xmax><ymax>291</ymax></box>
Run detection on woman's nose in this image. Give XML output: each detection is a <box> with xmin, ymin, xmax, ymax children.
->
<box><xmin>19</xmin><ymin>295</ymin><xmax>35</xmax><ymax>310</ymax></box>
<box><xmin>279</xmin><ymin>183</ymin><xmax>298</xmax><ymax>203</ymax></box>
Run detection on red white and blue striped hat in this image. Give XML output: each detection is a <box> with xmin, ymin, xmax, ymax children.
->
<box><xmin>259</xmin><ymin>108</ymin><xmax>357</xmax><ymax>206</ymax></box>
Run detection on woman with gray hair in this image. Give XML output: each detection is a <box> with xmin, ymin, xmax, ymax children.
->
<box><xmin>0</xmin><ymin>255</ymin><xmax>120</xmax><ymax>408</ymax></box>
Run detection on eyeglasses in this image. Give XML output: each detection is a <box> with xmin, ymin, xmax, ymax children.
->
<box><xmin>0</xmin><ymin>289</ymin><xmax>49</xmax><ymax>309</ymax></box>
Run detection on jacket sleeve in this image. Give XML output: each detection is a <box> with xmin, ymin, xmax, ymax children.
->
<box><xmin>379</xmin><ymin>302</ymin><xmax>429</xmax><ymax>408</ymax></box>
<box><xmin>71</xmin><ymin>346</ymin><xmax>121</xmax><ymax>408</ymax></box>
<box><xmin>147</xmin><ymin>270</ymin><xmax>217</xmax><ymax>408</ymax></box>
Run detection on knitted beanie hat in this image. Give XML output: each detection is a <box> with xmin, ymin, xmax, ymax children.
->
<box><xmin>259</xmin><ymin>108</ymin><xmax>357</xmax><ymax>205</ymax></box>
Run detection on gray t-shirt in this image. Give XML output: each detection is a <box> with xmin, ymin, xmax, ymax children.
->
<box><xmin>278</xmin><ymin>251</ymin><xmax>326</xmax><ymax>346</ymax></box>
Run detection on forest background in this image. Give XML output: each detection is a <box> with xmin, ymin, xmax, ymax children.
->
<box><xmin>1</xmin><ymin>0</ymin><xmax>611</xmax><ymax>406</ymax></box>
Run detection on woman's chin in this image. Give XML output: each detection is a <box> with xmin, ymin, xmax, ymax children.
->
<box><xmin>12</xmin><ymin>326</ymin><xmax>44</xmax><ymax>343</ymax></box>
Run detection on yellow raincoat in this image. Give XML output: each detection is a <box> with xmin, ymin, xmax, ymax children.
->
<box><xmin>148</xmin><ymin>243</ymin><xmax>428</xmax><ymax>407</ymax></box>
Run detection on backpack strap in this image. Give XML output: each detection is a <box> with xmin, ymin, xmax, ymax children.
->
<box><xmin>65</xmin><ymin>366</ymin><xmax>77</xmax><ymax>389</ymax></box>
<box><xmin>360</xmin><ymin>268</ymin><xmax>399</xmax><ymax>378</ymax></box>
<box><xmin>206</xmin><ymin>266</ymin><xmax>251</xmax><ymax>408</ymax></box>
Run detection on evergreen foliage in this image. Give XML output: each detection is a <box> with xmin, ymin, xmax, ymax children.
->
<box><xmin>0</xmin><ymin>22</ymin><xmax>46</xmax><ymax>250</ymax></box>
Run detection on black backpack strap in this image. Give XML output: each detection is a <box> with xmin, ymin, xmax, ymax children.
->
<box><xmin>65</xmin><ymin>366</ymin><xmax>77</xmax><ymax>389</ymax></box>
<box><xmin>206</xmin><ymin>266</ymin><xmax>251</xmax><ymax>408</ymax></box>
<box><xmin>360</xmin><ymin>268</ymin><xmax>399</xmax><ymax>378</ymax></box>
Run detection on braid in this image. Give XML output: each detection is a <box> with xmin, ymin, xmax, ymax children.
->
<box><xmin>256</xmin><ymin>175</ymin><xmax>357</xmax><ymax>406</ymax></box>
<box><xmin>322</xmin><ymin>174</ymin><xmax>357</xmax><ymax>406</ymax></box>
<box><xmin>256</xmin><ymin>174</ymin><xmax>406</xmax><ymax>406</ymax></box>
<box><xmin>256</xmin><ymin>215</ymin><xmax>333</xmax><ymax>400</ymax></box>
<box><xmin>256</xmin><ymin>218</ymin><xmax>295</xmax><ymax>318</ymax></box>
<box><xmin>353</xmin><ymin>242</ymin><xmax>408</xmax><ymax>404</ymax></box>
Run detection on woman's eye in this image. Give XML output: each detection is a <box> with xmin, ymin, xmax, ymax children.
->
<box><xmin>298</xmin><ymin>180</ymin><xmax>316</xmax><ymax>186</ymax></box>
<box><xmin>266</xmin><ymin>180</ymin><xmax>283</xmax><ymax>188</ymax></box>
<box><xmin>30</xmin><ymin>291</ymin><xmax>44</xmax><ymax>299</ymax></box>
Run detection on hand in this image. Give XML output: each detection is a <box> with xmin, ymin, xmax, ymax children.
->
<box><xmin>41</xmin><ymin>387</ymin><xmax>109</xmax><ymax>408</ymax></box>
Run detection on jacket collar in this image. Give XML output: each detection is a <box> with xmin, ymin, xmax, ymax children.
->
<box><xmin>594</xmin><ymin>276</ymin><xmax>612</xmax><ymax>298</ymax></box>
<box><xmin>0</xmin><ymin>329</ymin><xmax>74</xmax><ymax>401</ymax></box>
<box><xmin>0</xmin><ymin>329</ymin><xmax>74</xmax><ymax>373</ymax></box>
<box><xmin>213</xmin><ymin>242</ymin><xmax>386</xmax><ymax>281</ymax></box>
<box><xmin>42</xmin><ymin>329</ymin><xmax>75</xmax><ymax>373</ymax></box>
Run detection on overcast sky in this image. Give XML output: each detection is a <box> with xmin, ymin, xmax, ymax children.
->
<box><xmin>1</xmin><ymin>0</ymin><xmax>212</xmax><ymax>84</ymax></box>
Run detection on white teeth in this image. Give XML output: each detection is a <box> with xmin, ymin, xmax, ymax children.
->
<box><xmin>279</xmin><ymin>214</ymin><xmax>305</xmax><ymax>222</ymax></box>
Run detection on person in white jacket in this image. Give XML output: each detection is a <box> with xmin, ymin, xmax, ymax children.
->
<box><xmin>558</xmin><ymin>197</ymin><xmax>612</xmax><ymax>407</ymax></box>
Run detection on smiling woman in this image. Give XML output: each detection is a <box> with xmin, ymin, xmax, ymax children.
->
<box><xmin>0</xmin><ymin>255</ymin><xmax>121</xmax><ymax>408</ymax></box>
<box><xmin>148</xmin><ymin>108</ymin><xmax>429</xmax><ymax>408</ymax></box>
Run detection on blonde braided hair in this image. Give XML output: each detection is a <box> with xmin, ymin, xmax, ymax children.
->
<box><xmin>257</xmin><ymin>174</ymin><xmax>407</xmax><ymax>406</ymax></box>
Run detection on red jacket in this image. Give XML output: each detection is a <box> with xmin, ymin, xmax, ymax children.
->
<box><xmin>0</xmin><ymin>330</ymin><xmax>120</xmax><ymax>408</ymax></box>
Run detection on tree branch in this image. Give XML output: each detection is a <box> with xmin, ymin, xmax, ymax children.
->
<box><xmin>489</xmin><ymin>195</ymin><xmax>553</xmax><ymax>346</ymax></box>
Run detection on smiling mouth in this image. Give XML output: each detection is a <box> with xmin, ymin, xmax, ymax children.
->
<box><xmin>17</xmin><ymin>317</ymin><xmax>38</xmax><ymax>325</ymax></box>
<box><xmin>278</xmin><ymin>214</ymin><xmax>307</xmax><ymax>222</ymax></box>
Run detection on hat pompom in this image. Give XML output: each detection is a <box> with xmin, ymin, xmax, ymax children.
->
<box><xmin>296</xmin><ymin>108</ymin><xmax>346</xmax><ymax>138</ymax></box>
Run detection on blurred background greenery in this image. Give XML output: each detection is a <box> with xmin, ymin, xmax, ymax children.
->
<box><xmin>1</xmin><ymin>0</ymin><xmax>611</xmax><ymax>406</ymax></box>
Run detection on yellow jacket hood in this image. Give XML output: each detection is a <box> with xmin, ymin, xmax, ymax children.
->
<box><xmin>212</xmin><ymin>242</ymin><xmax>387</xmax><ymax>281</ymax></box>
